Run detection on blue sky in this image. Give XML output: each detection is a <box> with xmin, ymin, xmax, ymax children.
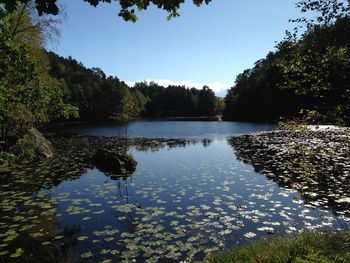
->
<box><xmin>49</xmin><ymin>0</ymin><xmax>302</xmax><ymax>96</ymax></box>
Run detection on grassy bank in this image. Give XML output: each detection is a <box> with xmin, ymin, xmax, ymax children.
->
<box><xmin>206</xmin><ymin>231</ymin><xmax>350</xmax><ymax>263</ymax></box>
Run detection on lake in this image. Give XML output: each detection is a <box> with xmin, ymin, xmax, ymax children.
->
<box><xmin>68</xmin><ymin>120</ymin><xmax>274</xmax><ymax>138</ymax></box>
<box><xmin>0</xmin><ymin>121</ymin><xmax>349</xmax><ymax>262</ymax></box>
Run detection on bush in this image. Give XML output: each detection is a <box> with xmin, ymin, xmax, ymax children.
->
<box><xmin>206</xmin><ymin>231</ymin><xmax>350</xmax><ymax>263</ymax></box>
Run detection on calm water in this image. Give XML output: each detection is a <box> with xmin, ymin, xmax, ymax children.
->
<box><xmin>0</xmin><ymin>121</ymin><xmax>349</xmax><ymax>262</ymax></box>
<box><xmin>73</xmin><ymin>120</ymin><xmax>275</xmax><ymax>138</ymax></box>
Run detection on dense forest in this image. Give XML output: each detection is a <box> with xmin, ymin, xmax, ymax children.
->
<box><xmin>47</xmin><ymin>52</ymin><xmax>220</xmax><ymax>121</ymax></box>
<box><xmin>223</xmin><ymin>16</ymin><xmax>350</xmax><ymax>125</ymax></box>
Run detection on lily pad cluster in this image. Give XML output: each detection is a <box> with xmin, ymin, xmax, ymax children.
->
<box><xmin>229</xmin><ymin>129</ymin><xmax>350</xmax><ymax>216</ymax></box>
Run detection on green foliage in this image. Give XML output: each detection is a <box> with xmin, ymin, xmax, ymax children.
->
<box><xmin>47</xmin><ymin>52</ymin><xmax>137</xmax><ymax>121</ymax></box>
<box><xmin>280</xmin><ymin>18</ymin><xmax>350</xmax><ymax>124</ymax></box>
<box><xmin>292</xmin><ymin>0</ymin><xmax>350</xmax><ymax>29</ymax></box>
<box><xmin>215</xmin><ymin>97</ymin><xmax>225</xmax><ymax>115</ymax></box>
<box><xmin>223</xmin><ymin>50</ymin><xmax>301</xmax><ymax>122</ymax></box>
<box><xmin>206</xmin><ymin>231</ymin><xmax>350</xmax><ymax>263</ymax></box>
<box><xmin>133</xmin><ymin>81</ymin><xmax>218</xmax><ymax>117</ymax></box>
<box><xmin>111</xmin><ymin>92</ymin><xmax>138</xmax><ymax>124</ymax></box>
<box><xmin>278</xmin><ymin>110</ymin><xmax>319</xmax><ymax>131</ymax></box>
<box><xmin>0</xmin><ymin>151</ymin><xmax>15</xmax><ymax>165</ymax></box>
<box><xmin>223</xmin><ymin>16</ymin><xmax>350</xmax><ymax>125</ymax></box>
<box><xmin>0</xmin><ymin>18</ymin><xmax>77</xmax><ymax>138</ymax></box>
<box><xmin>198</xmin><ymin>86</ymin><xmax>216</xmax><ymax>116</ymax></box>
<box><xmin>0</xmin><ymin>8</ymin><xmax>77</xmax><ymax>161</ymax></box>
<box><xmin>47</xmin><ymin>55</ymin><xmax>219</xmax><ymax>121</ymax></box>
<box><xmin>0</xmin><ymin>0</ymin><xmax>212</xmax><ymax>21</ymax></box>
<box><xmin>0</xmin><ymin>22</ymin><xmax>39</xmax><ymax>137</ymax></box>
<box><xmin>278</xmin><ymin>120</ymin><xmax>308</xmax><ymax>132</ymax></box>
<box><xmin>13</xmin><ymin>136</ymin><xmax>36</xmax><ymax>160</ymax></box>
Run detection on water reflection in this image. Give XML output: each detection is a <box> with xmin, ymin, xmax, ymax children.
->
<box><xmin>72</xmin><ymin>120</ymin><xmax>275</xmax><ymax>138</ymax></box>
<box><xmin>0</xmin><ymin>182</ymin><xmax>81</xmax><ymax>262</ymax></box>
<box><xmin>0</xmin><ymin>128</ymin><xmax>349</xmax><ymax>262</ymax></box>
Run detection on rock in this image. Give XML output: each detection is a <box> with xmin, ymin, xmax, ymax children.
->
<box><xmin>14</xmin><ymin>127</ymin><xmax>54</xmax><ymax>159</ymax></box>
<box><xmin>116</xmin><ymin>153</ymin><xmax>137</xmax><ymax>171</ymax></box>
<box><xmin>92</xmin><ymin>149</ymin><xmax>137</xmax><ymax>174</ymax></box>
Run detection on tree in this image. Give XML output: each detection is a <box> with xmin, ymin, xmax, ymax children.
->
<box><xmin>0</xmin><ymin>26</ymin><xmax>38</xmax><ymax>139</ymax></box>
<box><xmin>197</xmin><ymin>86</ymin><xmax>216</xmax><ymax>116</ymax></box>
<box><xmin>291</xmin><ymin>0</ymin><xmax>350</xmax><ymax>30</ymax></box>
<box><xmin>47</xmin><ymin>52</ymin><xmax>137</xmax><ymax>121</ymax></box>
<box><xmin>5</xmin><ymin>1</ymin><xmax>63</xmax><ymax>46</ymax></box>
<box><xmin>279</xmin><ymin>17</ymin><xmax>350</xmax><ymax>124</ymax></box>
<box><xmin>131</xmin><ymin>81</ymin><xmax>217</xmax><ymax>117</ymax></box>
<box><xmin>223</xmin><ymin>16</ymin><xmax>350</xmax><ymax>124</ymax></box>
<box><xmin>214</xmin><ymin>97</ymin><xmax>225</xmax><ymax>116</ymax></box>
<box><xmin>222</xmin><ymin>56</ymin><xmax>300</xmax><ymax>122</ymax></box>
<box><xmin>0</xmin><ymin>25</ymin><xmax>76</xmax><ymax>140</ymax></box>
<box><xmin>0</xmin><ymin>0</ymin><xmax>212</xmax><ymax>21</ymax></box>
<box><xmin>111</xmin><ymin>92</ymin><xmax>138</xmax><ymax>154</ymax></box>
<box><xmin>0</xmin><ymin>7</ymin><xmax>77</xmax><ymax>159</ymax></box>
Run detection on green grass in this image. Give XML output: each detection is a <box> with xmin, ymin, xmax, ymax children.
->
<box><xmin>205</xmin><ymin>231</ymin><xmax>350</xmax><ymax>263</ymax></box>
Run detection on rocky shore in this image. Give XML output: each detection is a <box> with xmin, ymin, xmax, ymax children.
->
<box><xmin>229</xmin><ymin>127</ymin><xmax>350</xmax><ymax>217</ymax></box>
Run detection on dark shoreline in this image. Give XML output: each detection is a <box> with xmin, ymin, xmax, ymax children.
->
<box><xmin>47</xmin><ymin>116</ymin><xmax>222</xmax><ymax>128</ymax></box>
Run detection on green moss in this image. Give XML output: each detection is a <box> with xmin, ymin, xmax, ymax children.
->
<box><xmin>0</xmin><ymin>151</ymin><xmax>15</xmax><ymax>165</ymax></box>
<box><xmin>14</xmin><ymin>136</ymin><xmax>36</xmax><ymax>161</ymax></box>
<box><xmin>206</xmin><ymin>231</ymin><xmax>350</xmax><ymax>263</ymax></box>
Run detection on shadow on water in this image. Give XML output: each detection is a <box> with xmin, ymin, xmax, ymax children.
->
<box><xmin>0</xmin><ymin>172</ymin><xmax>81</xmax><ymax>262</ymax></box>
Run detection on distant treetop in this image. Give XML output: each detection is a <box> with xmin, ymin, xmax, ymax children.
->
<box><xmin>0</xmin><ymin>0</ymin><xmax>212</xmax><ymax>21</ymax></box>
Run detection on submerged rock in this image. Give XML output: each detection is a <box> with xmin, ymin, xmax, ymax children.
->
<box><xmin>92</xmin><ymin>148</ymin><xmax>137</xmax><ymax>174</ymax></box>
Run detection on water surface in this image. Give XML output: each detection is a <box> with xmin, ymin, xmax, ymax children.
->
<box><xmin>0</xmin><ymin>121</ymin><xmax>349</xmax><ymax>262</ymax></box>
<box><xmin>74</xmin><ymin>120</ymin><xmax>275</xmax><ymax>139</ymax></box>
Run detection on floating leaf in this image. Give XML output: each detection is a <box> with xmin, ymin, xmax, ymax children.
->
<box><xmin>244</xmin><ymin>232</ymin><xmax>256</xmax><ymax>239</ymax></box>
<box><xmin>30</xmin><ymin>232</ymin><xmax>45</xmax><ymax>238</ymax></box>
<box><xmin>10</xmin><ymin>248</ymin><xmax>24</xmax><ymax>258</ymax></box>
<box><xmin>80</xmin><ymin>251</ymin><xmax>93</xmax><ymax>258</ymax></box>
<box><xmin>77</xmin><ymin>236</ymin><xmax>89</xmax><ymax>241</ymax></box>
<box><xmin>100</xmin><ymin>249</ymin><xmax>110</xmax><ymax>255</ymax></box>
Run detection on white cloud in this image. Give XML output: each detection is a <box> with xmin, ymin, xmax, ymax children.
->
<box><xmin>125</xmin><ymin>79</ymin><xmax>233</xmax><ymax>96</ymax></box>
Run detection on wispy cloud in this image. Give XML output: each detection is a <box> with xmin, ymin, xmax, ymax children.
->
<box><xmin>125</xmin><ymin>79</ymin><xmax>233</xmax><ymax>96</ymax></box>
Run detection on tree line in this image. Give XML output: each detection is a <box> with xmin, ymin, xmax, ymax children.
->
<box><xmin>48</xmin><ymin>52</ymin><xmax>220</xmax><ymax>121</ymax></box>
<box><xmin>223</xmin><ymin>15</ymin><xmax>350</xmax><ymax>125</ymax></box>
